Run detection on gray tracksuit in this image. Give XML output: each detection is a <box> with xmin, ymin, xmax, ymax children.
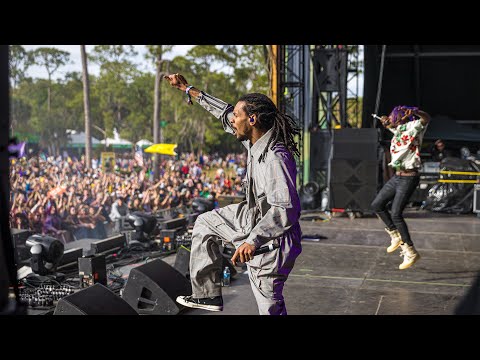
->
<box><xmin>189</xmin><ymin>91</ymin><xmax>302</xmax><ymax>315</ymax></box>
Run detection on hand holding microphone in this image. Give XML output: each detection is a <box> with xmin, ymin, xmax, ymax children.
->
<box><xmin>372</xmin><ymin>113</ymin><xmax>391</xmax><ymax>127</ymax></box>
<box><xmin>252</xmin><ymin>243</ymin><xmax>280</xmax><ymax>256</ymax></box>
<box><xmin>227</xmin><ymin>242</ymin><xmax>280</xmax><ymax>266</ymax></box>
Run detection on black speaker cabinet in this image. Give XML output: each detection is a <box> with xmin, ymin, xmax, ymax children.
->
<box><xmin>54</xmin><ymin>283</ymin><xmax>137</xmax><ymax>315</ymax></box>
<box><xmin>122</xmin><ymin>259</ymin><xmax>192</xmax><ymax>315</ymax></box>
<box><xmin>329</xmin><ymin>129</ymin><xmax>379</xmax><ymax>211</ymax></box>
<box><xmin>174</xmin><ymin>246</ymin><xmax>237</xmax><ymax>281</ymax></box>
<box><xmin>312</xmin><ymin>48</ymin><xmax>348</xmax><ymax>92</ymax></box>
<box><xmin>174</xmin><ymin>246</ymin><xmax>191</xmax><ymax>278</ymax></box>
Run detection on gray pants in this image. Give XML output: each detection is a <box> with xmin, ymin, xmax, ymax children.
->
<box><xmin>189</xmin><ymin>203</ymin><xmax>302</xmax><ymax>315</ymax></box>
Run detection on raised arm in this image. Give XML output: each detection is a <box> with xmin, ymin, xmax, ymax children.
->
<box><xmin>414</xmin><ymin>109</ymin><xmax>430</xmax><ymax>126</ymax></box>
<box><xmin>163</xmin><ymin>73</ymin><xmax>236</xmax><ymax>136</ymax></box>
<box><xmin>379</xmin><ymin>115</ymin><xmax>395</xmax><ymax>133</ymax></box>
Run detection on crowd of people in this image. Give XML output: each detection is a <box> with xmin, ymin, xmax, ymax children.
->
<box><xmin>9</xmin><ymin>151</ymin><xmax>247</xmax><ymax>243</ymax></box>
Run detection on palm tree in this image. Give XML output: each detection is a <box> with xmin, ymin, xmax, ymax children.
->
<box><xmin>81</xmin><ymin>45</ymin><xmax>92</xmax><ymax>169</ymax></box>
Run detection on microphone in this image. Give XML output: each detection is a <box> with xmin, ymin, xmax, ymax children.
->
<box><xmin>223</xmin><ymin>242</ymin><xmax>280</xmax><ymax>257</ymax></box>
<box><xmin>253</xmin><ymin>243</ymin><xmax>279</xmax><ymax>256</ymax></box>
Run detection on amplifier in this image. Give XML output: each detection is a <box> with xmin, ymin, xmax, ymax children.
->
<box><xmin>158</xmin><ymin>227</ymin><xmax>185</xmax><ymax>250</ymax></box>
<box><xmin>159</xmin><ymin>217</ymin><xmax>187</xmax><ymax>230</ymax></box>
<box><xmin>90</xmin><ymin>234</ymin><xmax>127</xmax><ymax>255</ymax></box>
<box><xmin>57</xmin><ymin>247</ymin><xmax>83</xmax><ymax>270</ymax></box>
<box><xmin>78</xmin><ymin>255</ymin><xmax>107</xmax><ymax>287</ymax></box>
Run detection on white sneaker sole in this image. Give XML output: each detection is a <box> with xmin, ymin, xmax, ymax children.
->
<box><xmin>176</xmin><ymin>296</ymin><xmax>223</xmax><ymax>312</ymax></box>
<box><xmin>387</xmin><ymin>241</ymin><xmax>402</xmax><ymax>253</ymax></box>
<box><xmin>399</xmin><ymin>254</ymin><xmax>420</xmax><ymax>270</ymax></box>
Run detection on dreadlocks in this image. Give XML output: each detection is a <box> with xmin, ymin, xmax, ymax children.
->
<box><xmin>238</xmin><ymin>93</ymin><xmax>301</xmax><ymax>162</ymax></box>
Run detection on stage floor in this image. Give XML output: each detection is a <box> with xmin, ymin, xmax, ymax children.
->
<box><xmin>184</xmin><ymin>209</ymin><xmax>480</xmax><ymax>315</ymax></box>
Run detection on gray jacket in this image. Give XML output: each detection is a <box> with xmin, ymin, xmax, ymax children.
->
<box><xmin>196</xmin><ymin>91</ymin><xmax>301</xmax><ymax>248</ymax></box>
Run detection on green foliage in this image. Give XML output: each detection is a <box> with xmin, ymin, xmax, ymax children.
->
<box><xmin>11</xmin><ymin>45</ymin><xmax>269</xmax><ymax>154</ymax></box>
<box><xmin>32</xmin><ymin>47</ymin><xmax>71</xmax><ymax>79</ymax></box>
<box><xmin>9</xmin><ymin>45</ymin><xmax>33</xmax><ymax>87</ymax></box>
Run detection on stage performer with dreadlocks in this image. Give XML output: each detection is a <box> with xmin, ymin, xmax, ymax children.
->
<box><xmin>371</xmin><ymin>106</ymin><xmax>430</xmax><ymax>270</ymax></box>
<box><xmin>164</xmin><ymin>73</ymin><xmax>302</xmax><ymax>315</ymax></box>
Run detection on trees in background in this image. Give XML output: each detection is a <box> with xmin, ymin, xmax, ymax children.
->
<box><xmin>10</xmin><ymin>45</ymin><xmax>270</xmax><ymax>155</ymax></box>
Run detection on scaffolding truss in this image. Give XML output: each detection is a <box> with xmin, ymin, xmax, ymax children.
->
<box><xmin>277</xmin><ymin>45</ymin><xmax>306</xmax><ymax>185</ymax></box>
<box><xmin>311</xmin><ymin>45</ymin><xmax>361</xmax><ymax>129</ymax></box>
<box><xmin>276</xmin><ymin>45</ymin><xmax>361</xmax><ymax>187</ymax></box>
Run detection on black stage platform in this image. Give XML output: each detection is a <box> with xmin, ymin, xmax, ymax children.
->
<box><xmin>22</xmin><ymin>209</ymin><xmax>480</xmax><ymax>315</ymax></box>
<box><xmin>187</xmin><ymin>209</ymin><xmax>480</xmax><ymax>315</ymax></box>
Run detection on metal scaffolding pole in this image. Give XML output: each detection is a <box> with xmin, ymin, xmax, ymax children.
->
<box><xmin>311</xmin><ymin>45</ymin><xmax>360</xmax><ymax>129</ymax></box>
<box><xmin>277</xmin><ymin>45</ymin><xmax>306</xmax><ymax>186</ymax></box>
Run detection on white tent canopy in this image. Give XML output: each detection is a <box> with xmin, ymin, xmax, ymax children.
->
<box><xmin>101</xmin><ymin>129</ymin><xmax>133</xmax><ymax>148</ymax></box>
<box><xmin>66</xmin><ymin>130</ymin><xmax>101</xmax><ymax>147</ymax></box>
<box><xmin>136</xmin><ymin>139</ymin><xmax>153</xmax><ymax>148</ymax></box>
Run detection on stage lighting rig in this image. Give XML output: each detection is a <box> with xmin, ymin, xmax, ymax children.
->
<box><xmin>25</xmin><ymin>235</ymin><xmax>64</xmax><ymax>278</ymax></box>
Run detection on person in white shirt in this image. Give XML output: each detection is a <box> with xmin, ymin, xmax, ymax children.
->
<box><xmin>371</xmin><ymin>106</ymin><xmax>430</xmax><ymax>270</ymax></box>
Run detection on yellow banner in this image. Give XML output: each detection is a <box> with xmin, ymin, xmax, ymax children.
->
<box><xmin>144</xmin><ymin>143</ymin><xmax>177</xmax><ymax>156</ymax></box>
<box><xmin>101</xmin><ymin>152</ymin><xmax>116</xmax><ymax>170</ymax></box>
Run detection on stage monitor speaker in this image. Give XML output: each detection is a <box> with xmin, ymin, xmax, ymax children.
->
<box><xmin>54</xmin><ymin>283</ymin><xmax>137</xmax><ymax>315</ymax></box>
<box><xmin>122</xmin><ymin>259</ymin><xmax>192</xmax><ymax>315</ymax></box>
<box><xmin>174</xmin><ymin>246</ymin><xmax>237</xmax><ymax>280</ymax></box>
<box><xmin>174</xmin><ymin>246</ymin><xmax>191</xmax><ymax>278</ymax></box>
<box><xmin>330</xmin><ymin>129</ymin><xmax>379</xmax><ymax>211</ymax></box>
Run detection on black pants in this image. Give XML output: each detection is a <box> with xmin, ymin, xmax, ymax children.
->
<box><xmin>371</xmin><ymin>175</ymin><xmax>419</xmax><ymax>246</ymax></box>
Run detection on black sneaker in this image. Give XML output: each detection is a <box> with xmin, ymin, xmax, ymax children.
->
<box><xmin>176</xmin><ymin>295</ymin><xmax>223</xmax><ymax>312</ymax></box>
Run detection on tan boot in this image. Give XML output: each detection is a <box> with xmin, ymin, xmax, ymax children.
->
<box><xmin>399</xmin><ymin>243</ymin><xmax>420</xmax><ymax>270</ymax></box>
<box><xmin>385</xmin><ymin>228</ymin><xmax>402</xmax><ymax>253</ymax></box>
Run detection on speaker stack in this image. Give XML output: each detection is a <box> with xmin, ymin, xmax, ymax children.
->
<box><xmin>329</xmin><ymin>128</ymin><xmax>379</xmax><ymax>212</ymax></box>
<box><xmin>54</xmin><ymin>283</ymin><xmax>137</xmax><ymax>315</ymax></box>
<box><xmin>121</xmin><ymin>259</ymin><xmax>192</xmax><ymax>315</ymax></box>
